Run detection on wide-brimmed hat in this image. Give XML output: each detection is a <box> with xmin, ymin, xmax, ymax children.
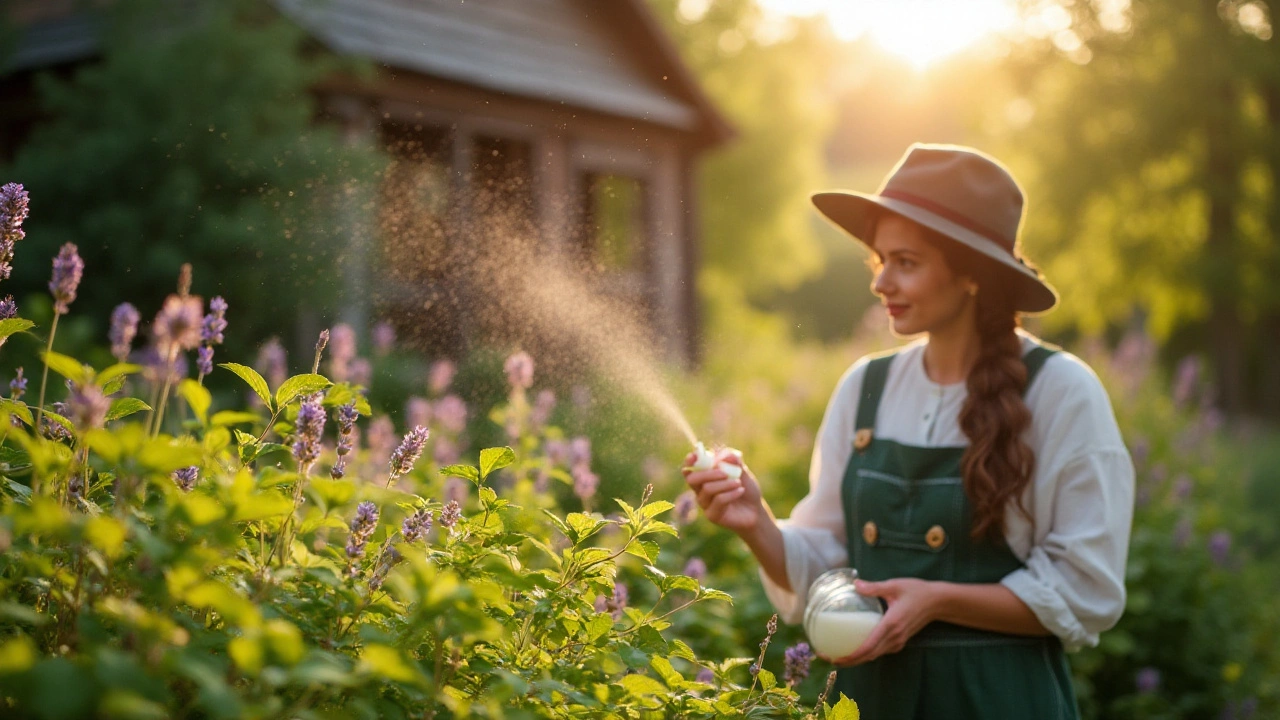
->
<box><xmin>812</xmin><ymin>143</ymin><xmax>1058</xmax><ymax>314</ymax></box>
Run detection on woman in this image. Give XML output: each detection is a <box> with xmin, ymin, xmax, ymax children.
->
<box><xmin>683</xmin><ymin>144</ymin><xmax>1134</xmax><ymax>719</ymax></box>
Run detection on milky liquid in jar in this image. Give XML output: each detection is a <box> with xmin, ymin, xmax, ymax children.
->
<box><xmin>807</xmin><ymin>610</ymin><xmax>883</xmax><ymax>659</ymax></box>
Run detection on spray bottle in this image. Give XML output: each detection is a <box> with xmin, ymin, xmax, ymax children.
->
<box><xmin>691</xmin><ymin>441</ymin><xmax>743</xmax><ymax>479</ymax></box>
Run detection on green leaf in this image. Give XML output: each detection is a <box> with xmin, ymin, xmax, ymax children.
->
<box><xmin>359</xmin><ymin>644</ymin><xmax>425</xmax><ymax>686</ymax></box>
<box><xmin>757</xmin><ymin>667</ymin><xmax>777</xmax><ymax>690</ymax></box>
<box><xmin>566</xmin><ymin>513</ymin><xmax>609</xmax><ymax>544</ymax></box>
<box><xmin>96</xmin><ymin>363</ymin><xmax>142</xmax><ymax>387</ymax></box>
<box><xmin>650</xmin><ymin>657</ymin><xmax>685</xmax><ymax>689</ymax></box>
<box><xmin>639</xmin><ymin>500</ymin><xmax>675</xmax><ymax>519</ymax></box>
<box><xmin>0</xmin><ymin>318</ymin><xmax>34</xmax><ymax>341</ymax></box>
<box><xmin>827</xmin><ymin>695</ymin><xmax>860</xmax><ymax>720</ymax></box>
<box><xmin>106</xmin><ymin>398</ymin><xmax>150</xmax><ymax>422</ymax></box>
<box><xmin>231</xmin><ymin>491</ymin><xmax>293</xmax><ymax>522</ymax></box>
<box><xmin>479</xmin><ymin>446</ymin><xmax>515</xmax><ymax>480</ymax></box>
<box><xmin>618</xmin><ymin>673</ymin><xmax>666</xmax><ymax>697</ymax></box>
<box><xmin>661</xmin><ymin>574</ymin><xmax>700</xmax><ymax>594</ymax></box>
<box><xmin>101</xmin><ymin>375</ymin><xmax>127</xmax><ymax>396</ymax></box>
<box><xmin>0</xmin><ymin>399</ymin><xmax>33</xmax><ymax>426</ymax></box>
<box><xmin>586</xmin><ymin>612</ymin><xmax>613</xmax><ymax>642</ymax></box>
<box><xmin>274</xmin><ymin>373</ymin><xmax>331</xmax><ymax>408</ymax></box>
<box><xmin>541</xmin><ymin>510</ymin><xmax>572</xmax><ymax>541</ymax></box>
<box><xmin>668</xmin><ymin>639</ymin><xmax>698</xmax><ymax>663</ymax></box>
<box><xmin>178</xmin><ymin>379</ymin><xmax>211</xmax><ymax>425</ymax></box>
<box><xmin>42</xmin><ymin>351</ymin><xmax>91</xmax><ymax>384</ymax></box>
<box><xmin>219</xmin><ymin>363</ymin><xmax>271</xmax><ymax>409</ymax></box>
<box><xmin>211</xmin><ymin>411</ymin><xmax>261</xmax><ymax>427</ymax></box>
<box><xmin>440</xmin><ymin>463</ymin><xmax>480</xmax><ymax>485</ymax></box>
<box><xmin>623</xmin><ymin>539</ymin><xmax>660</xmax><ymax>563</ymax></box>
<box><xmin>699</xmin><ymin>588</ymin><xmax>733</xmax><ymax>604</ymax></box>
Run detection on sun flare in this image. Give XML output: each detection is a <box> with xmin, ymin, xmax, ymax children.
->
<box><xmin>760</xmin><ymin>0</ymin><xmax>1018</xmax><ymax>68</ymax></box>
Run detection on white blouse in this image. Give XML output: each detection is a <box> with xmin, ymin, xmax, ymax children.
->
<box><xmin>762</xmin><ymin>331</ymin><xmax>1134</xmax><ymax>652</ymax></box>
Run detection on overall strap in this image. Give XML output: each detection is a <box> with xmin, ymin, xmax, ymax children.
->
<box><xmin>855</xmin><ymin>354</ymin><xmax>896</xmax><ymax>430</ymax></box>
<box><xmin>1022</xmin><ymin>342</ymin><xmax>1060</xmax><ymax>392</ymax></box>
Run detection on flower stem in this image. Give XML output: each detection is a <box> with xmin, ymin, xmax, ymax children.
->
<box><xmin>150</xmin><ymin>348</ymin><xmax>178</xmax><ymax>437</ymax></box>
<box><xmin>34</xmin><ymin>312</ymin><xmax>61</xmax><ymax>431</ymax></box>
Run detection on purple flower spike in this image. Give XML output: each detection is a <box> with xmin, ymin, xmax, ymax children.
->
<box><xmin>372</xmin><ymin>321</ymin><xmax>395</xmax><ymax>357</ymax></box>
<box><xmin>504</xmin><ymin>351</ymin><xmax>534</xmax><ymax>390</ymax></box>
<box><xmin>153</xmin><ymin>294</ymin><xmax>203</xmax><ymax>355</ymax></box>
<box><xmin>0</xmin><ymin>183</ymin><xmax>30</xmax><ymax>280</ymax></box>
<box><xmin>109</xmin><ymin>303</ymin><xmax>140</xmax><ymax>362</ymax></box>
<box><xmin>65</xmin><ymin>379</ymin><xmax>110</xmax><ymax>432</ymax></box>
<box><xmin>330</xmin><ymin>401</ymin><xmax>358</xmax><ymax>479</ymax></box>
<box><xmin>572</xmin><ymin>465</ymin><xmax>599</xmax><ymax>502</ymax></box>
<box><xmin>674</xmin><ymin>490</ymin><xmax>698</xmax><ymax>526</ymax></box>
<box><xmin>9</xmin><ymin>368</ymin><xmax>27</xmax><ymax>400</ymax></box>
<box><xmin>201</xmin><ymin>296</ymin><xmax>228</xmax><ymax>346</ymax></box>
<box><xmin>597</xmin><ymin>582</ymin><xmax>628</xmax><ymax>621</ymax></box>
<box><xmin>1208</xmin><ymin>530</ymin><xmax>1232</xmax><ymax>567</ymax></box>
<box><xmin>439</xmin><ymin>499</ymin><xmax>462</xmax><ymax>531</ymax></box>
<box><xmin>428</xmin><ymin>359</ymin><xmax>455</xmax><ymax>395</ymax></box>
<box><xmin>368</xmin><ymin>546</ymin><xmax>401</xmax><ymax>591</ymax></box>
<box><xmin>345</xmin><ymin>501</ymin><xmax>380</xmax><ymax>568</ymax></box>
<box><xmin>388</xmin><ymin>425</ymin><xmax>430</xmax><ymax>483</ymax></box>
<box><xmin>696</xmin><ymin>668</ymin><xmax>715</xmax><ymax>684</ymax></box>
<box><xmin>49</xmin><ymin>243</ymin><xmax>84</xmax><ymax>315</ymax></box>
<box><xmin>683</xmin><ymin>557</ymin><xmax>707</xmax><ymax>583</ymax></box>
<box><xmin>1135</xmin><ymin>666</ymin><xmax>1160</xmax><ymax>694</ymax></box>
<box><xmin>328</xmin><ymin>324</ymin><xmax>356</xmax><ymax>382</ymax></box>
<box><xmin>196</xmin><ymin>345</ymin><xmax>214</xmax><ymax>377</ymax></box>
<box><xmin>0</xmin><ymin>296</ymin><xmax>16</xmax><ymax>320</ymax></box>
<box><xmin>434</xmin><ymin>395</ymin><xmax>467</xmax><ymax>434</ymax></box>
<box><xmin>172</xmin><ymin>466</ymin><xmax>199</xmax><ymax>492</ymax></box>
<box><xmin>784</xmin><ymin>642</ymin><xmax>814</xmax><ymax>687</ymax></box>
<box><xmin>401</xmin><ymin>508</ymin><xmax>433</xmax><ymax>543</ymax></box>
<box><xmin>256</xmin><ymin>338</ymin><xmax>288</xmax><ymax>389</ymax></box>
<box><xmin>291</xmin><ymin>394</ymin><xmax>326</xmax><ymax>474</ymax></box>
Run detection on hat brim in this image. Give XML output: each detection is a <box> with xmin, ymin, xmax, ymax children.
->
<box><xmin>812</xmin><ymin>191</ymin><xmax>1058</xmax><ymax>315</ymax></box>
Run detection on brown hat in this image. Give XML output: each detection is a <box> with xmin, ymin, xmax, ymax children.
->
<box><xmin>812</xmin><ymin>143</ymin><xmax>1058</xmax><ymax>314</ymax></box>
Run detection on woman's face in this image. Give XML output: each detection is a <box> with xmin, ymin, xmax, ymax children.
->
<box><xmin>870</xmin><ymin>214</ymin><xmax>975</xmax><ymax>337</ymax></box>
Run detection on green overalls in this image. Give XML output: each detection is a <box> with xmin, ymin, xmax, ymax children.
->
<box><xmin>836</xmin><ymin>344</ymin><xmax>1079</xmax><ymax>720</ymax></box>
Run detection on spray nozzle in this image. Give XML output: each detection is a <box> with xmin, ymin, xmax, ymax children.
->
<box><xmin>691</xmin><ymin>441</ymin><xmax>744</xmax><ymax>480</ymax></box>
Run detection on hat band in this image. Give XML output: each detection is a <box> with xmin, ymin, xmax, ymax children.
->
<box><xmin>879</xmin><ymin>189</ymin><xmax>1015</xmax><ymax>253</ymax></box>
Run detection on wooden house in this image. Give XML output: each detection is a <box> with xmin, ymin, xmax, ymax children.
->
<box><xmin>2</xmin><ymin>0</ymin><xmax>732</xmax><ymax>366</ymax></box>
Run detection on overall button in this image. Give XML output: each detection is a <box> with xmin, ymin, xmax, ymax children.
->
<box><xmin>925</xmin><ymin>525</ymin><xmax>947</xmax><ymax>550</ymax></box>
<box><xmin>854</xmin><ymin>428</ymin><xmax>873</xmax><ymax>452</ymax></box>
<box><xmin>862</xmin><ymin>520</ymin><xmax>879</xmax><ymax>546</ymax></box>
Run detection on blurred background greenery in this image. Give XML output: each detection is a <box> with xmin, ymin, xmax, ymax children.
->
<box><xmin>2</xmin><ymin>0</ymin><xmax>1279</xmax><ymax>716</ymax></box>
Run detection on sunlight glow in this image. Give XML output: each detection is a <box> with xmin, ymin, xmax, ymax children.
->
<box><xmin>759</xmin><ymin>0</ymin><xmax>1018</xmax><ymax>68</ymax></box>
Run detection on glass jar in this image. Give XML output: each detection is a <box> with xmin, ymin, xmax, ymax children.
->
<box><xmin>803</xmin><ymin>568</ymin><xmax>884</xmax><ymax>660</ymax></box>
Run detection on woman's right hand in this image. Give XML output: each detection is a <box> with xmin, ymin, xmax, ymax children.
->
<box><xmin>681</xmin><ymin>450</ymin><xmax>764</xmax><ymax>536</ymax></box>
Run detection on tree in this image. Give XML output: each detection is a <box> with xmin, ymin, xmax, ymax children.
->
<box><xmin>2</xmin><ymin>0</ymin><xmax>380</xmax><ymax>363</ymax></box>
<box><xmin>997</xmin><ymin>0</ymin><xmax>1280</xmax><ymax>419</ymax></box>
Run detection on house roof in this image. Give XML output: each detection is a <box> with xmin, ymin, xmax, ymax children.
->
<box><xmin>4</xmin><ymin>0</ymin><xmax>732</xmax><ymax>146</ymax></box>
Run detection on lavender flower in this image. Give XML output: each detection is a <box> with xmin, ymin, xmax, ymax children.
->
<box><xmin>572</xmin><ymin>464</ymin><xmax>599</xmax><ymax>502</ymax></box>
<box><xmin>434</xmin><ymin>436</ymin><xmax>460</xmax><ymax>466</ymax></box>
<box><xmin>428</xmin><ymin>359</ymin><xmax>456</xmax><ymax>395</ymax></box>
<box><xmin>749</xmin><ymin>663</ymin><xmax>760</xmax><ymax>678</ymax></box>
<box><xmin>1135</xmin><ymin>666</ymin><xmax>1161</xmax><ymax>694</ymax></box>
<box><xmin>531</xmin><ymin>389</ymin><xmax>556</xmax><ymax>428</ymax></box>
<box><xmin>196</xmin><ymin>345</ymin><xmax>214</xmax><ymax>377</ymax></box>
<box><xmin>291</xmin><ymin>394</ymin><xmax>326</xmax><ymax>474</ymax></box>
<box><xmin>372</xmin><ymin>321</ymin><xmax>395</xmax><ymax>356</ymax></box>
<box><xmin>9</xmin><ymin>368</ymin><xmax>26</xmax><ymax>400</ymax></box>
<box><xmin>696</xmin><ymin>668</ymin><xmax>715</xmax><ymax>684</ymax></box>
<box><xmin>569</xmin><ymin>437</ymin><xmax>591</xmax><ymax>467</ymax></box>
<box><xmin>783</xmin><ymin>642</ymin><xmax>814</xmax><ymax>687</ymax></box>
<box><xmin>388</xmin><ymin>425</ymin><xmax>430</xmax><ymax>483</ymax></box>
<box><xmin>405</xmin><ymin>397</ymin><xmax>431</xmax><ymax>429</ymax></box>
<box><xmin>201</xmin><ymin>296</ymin><xmax>227</xmax><ymax>343</ymax></box>
<box><xmin>439</xmin><ymin>499</ymin><xmax>461</xmax><ymax>531</ymax></box>
<box><xmin>172</xmin><ymin>466</ymin><xmax>199</xmax><ymax>492</ymax></box>
<box><xmin>0</xmin><ymin>182</ymin><xmax>30</xmax><ymax>280</ymax></box>
<box><xmin>152</xmin><ymin>294</ymin><xmax>203</xmax><ymax>355</ymax></box>
<box><xmin>683</xmin><ymin>557</ymin><xmax>707</xmax><ymax>583</ymax></box>
<box><xmin>345</xmin><ymin>501</ymin><xmax>379</xmax><ymax>568</ymax></box>
<box><xmin>674</xmin><ymin>490</ymin><xmax>698</xmax><ymax>526</ymax></box>
<box><xmin>350</xmin><ymin>358</ymin><xmax>372</xmax><ymax>388</ymax></box>
<box><xmin>545</xmin><ymin>439</ymin><xmax>568</xmax><ymax>466</ymax></box>
<box><xmin>109</xmin><ymin>303</ymin><xmax>140</xmax><ymax>363</ymax></box>
<box><xmin>65</xmin><ymin>379</ymin><xmax>109</xmax><ymax>432</ymax></box>
<box><xmin>401</xmin><ymin>509</ymin><xmax>433</xmax><ymax>543</ymax></box>
<box><xmin>256</xmin><ymin>337</ymin><xmax>288</xmax><ymax>389</ymax></box>
<box><xmin>330</xmin><ymin>401</ymin><xmax>358</xmax><ymax>480</ymax></box>
<box><xmin>443</xmin><ymin>476</ymin><xmax>468</xmax><ymax>505</ymax></box>
<box><xmin>434</xmin><ymin>395</ymin><xmax>467</xmax><ymax>434</ymax></box>
<box><xmin>504</xmin><ymin>351</ymin><xmax>534</xmax><ymax>390</ymax></box>
<box><xmin>1209</xmin><ymin>530</ymin><xmax>1232</xmax><ymax>567</ymax></box>
<box><xmin>0</xmin><ymin>296</ymin><xmax>16</xmax><ymax>320</ymax></box>
<box><xmin>328</xmin><ymin>324</ymin><xmax>356</xmax><ymax>382</ymax></box>
<box><xmin>49</xmin><ymin>243</ymin><xmax>84</xmax><ymax>315</ymax></box>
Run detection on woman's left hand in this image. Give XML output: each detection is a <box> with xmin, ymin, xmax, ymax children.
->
<box><xmin>826</xmin><ymin>578</ymin><xmax>942</xmax><ymax>666</ymax></box>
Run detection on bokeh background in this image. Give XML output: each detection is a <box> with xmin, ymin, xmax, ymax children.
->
<box><xmin>3</xmin><ymin>0</ymin><xmax>1279</xmax><ymax>717</ymax></box>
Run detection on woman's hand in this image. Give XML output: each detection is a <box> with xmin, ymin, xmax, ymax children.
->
<box><xmin>681</xmin><ymin>449</ymin><xmax>763</xmax><ymax>536</ymax></box>
<box><xmin>823</xmin><ymin>578</ymin><xmax>941</xmax><ymax>666</ymax></box>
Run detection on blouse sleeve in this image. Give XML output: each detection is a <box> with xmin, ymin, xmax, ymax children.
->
<box><xmin>759</xmin><ymin>360</ymin><xmax>865</xmax><ymax>624</ymax></box>
<box><xmin>1001</xmin><ymin>354</ymin><xmax>1135</xmax><ymax>652</ymax></box>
